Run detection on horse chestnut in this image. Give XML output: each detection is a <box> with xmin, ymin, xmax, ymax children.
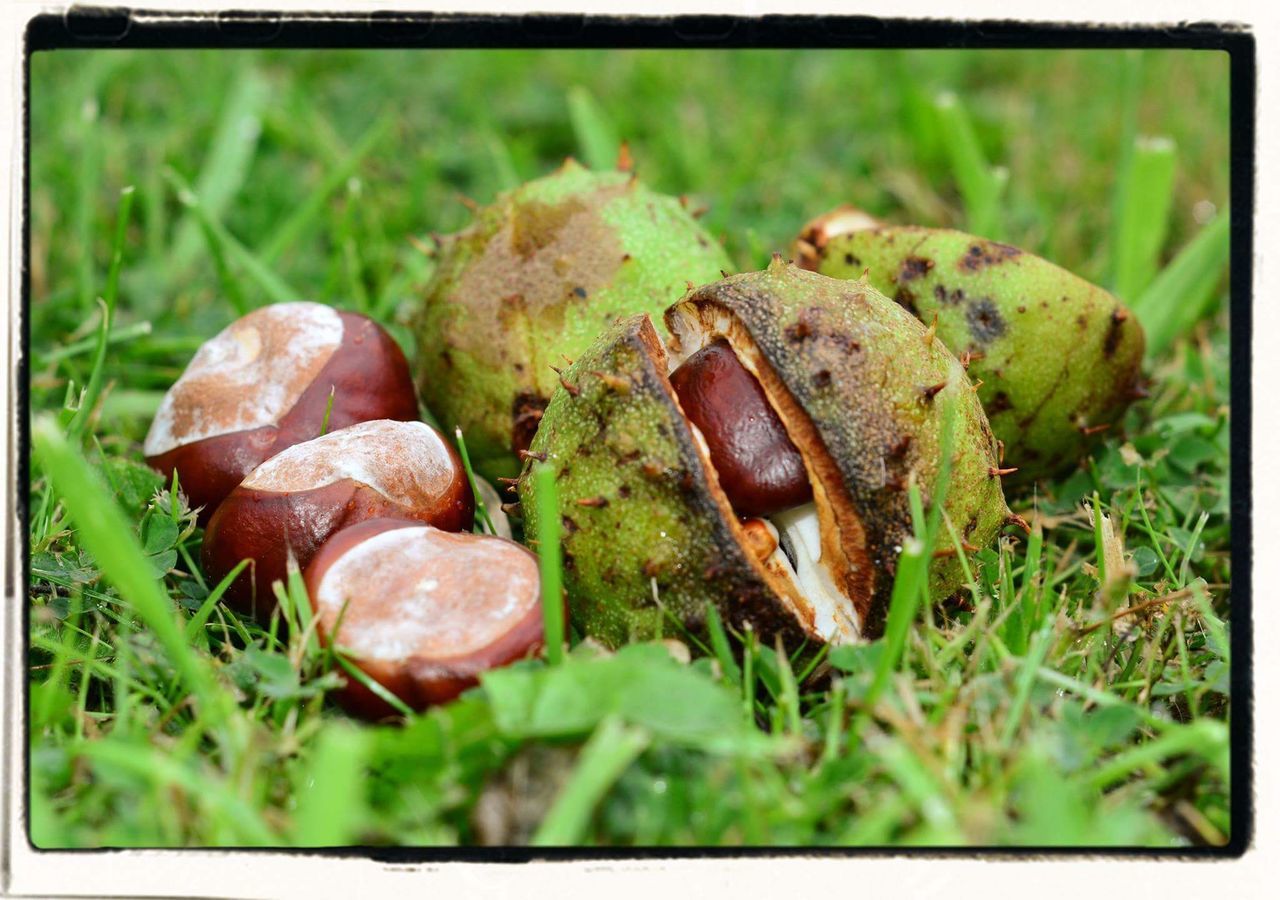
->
<box><xmin>669</xmin><ymin>338</ymin><xmax>811</xmax><ymax>518</ymax></box>
<box><xmin>144</xmin><ymin>302</ymin><xmax>418</xmax><ymax>522</ymax></box>
<box><xmin>519</xmin><ymin>260</ymin><xmax>1014</xmax><ymax>651</ymax></box>
<box><xmin>303</xmin><ymin>518</ymin><xmax>544</xmax><ymax>720</ymax></box>
<box><xmin>202</xmin><ymin>419</ymin><xmax>473</xmax><ymax>618</ymax></box>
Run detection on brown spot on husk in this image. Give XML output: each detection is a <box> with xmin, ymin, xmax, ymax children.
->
<box><xmin>958</xmin><ymin>240</ymin><xmax>1022</xmax><ymax>271</ymax></box>
<box><xmin>966</xmin><ymin>298</ymin><xmax>1006</xmax><ymax>345</ymax></box>
<box><xmin>450</xmin><ymin>181</ymin><xmax>629</xmax><ymax>376</ymax></box>
<box><xmin>783</xmin><ymin>307</ymin><xmax>825</xmax><ymax>343</ymax></box>
<box><xmin>987</xmin><ymin>391</ymin><xmax>1013</xmax><ymax>416</ymax></box>
<box><xmin>934</xmin><ymin>284</ymin><xmax>967</xmax><ymax>306</ymax></box>
<box><xmin>1103</xmin><ymin>307</ymin><xmax>1129</xmax><ymax>357</ymax></box>
<box><xmin>893</xmin><ymin>286</ymin><xmax>920</xmax><ymax>317</ymax></box>
<box><xmin>898</xmin><ymin>255</ymin><xmax>935</xmax><ymax>281</ymax></box>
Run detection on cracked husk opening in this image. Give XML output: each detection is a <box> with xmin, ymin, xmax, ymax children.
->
<box><xmin>663</xmin><ymin>305</ymin><xmax>867</xmax><ymax>645</ymax></box>
<box><xmin>626</xmin><ymin>320</ymin><xmax>832</xmax><ymax>641</ymax></box>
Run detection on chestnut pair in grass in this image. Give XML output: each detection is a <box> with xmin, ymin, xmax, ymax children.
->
<box><xmin>145</xmin><ymin>302</ymin><xmax>544</xmax><ymax>720</ymax></box>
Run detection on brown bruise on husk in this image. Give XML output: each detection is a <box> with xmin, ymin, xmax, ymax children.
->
<box><xmin>448</xmin><ymin>186</ymin><xmax>629</xmax><ymax>388</ymax></box>
<box><xmin>517</xmin><ymin>315</ymin><xmax>817</xmax><ymax>650</ymax></box>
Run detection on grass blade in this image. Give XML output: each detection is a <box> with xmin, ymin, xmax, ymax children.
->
<box><xmin>855</xmin><ymin>397</ymin><xmax>956</xmax><ymax>735</ymax></box>
<box><xmin>531</xmin><ymin>716</ymin><xmax>649</xmax><ymax>845</ymax></box>
<box><xmin>773</xmin><ymin>635</ymin><xmax>802</xmax><ymax>737</ymax></box>
<box><xmin>184</xmin><ymin>558</ymin><xmax>250</xmax><ymax>649</ymax></box>
<box><xmin>1106</xmin><ymin>51</ymin><xmax>1146</xmax><ymax>269</ymax></box>
<box><xmin>567</xmin><ymin>85</ymin><xmax>620</xmax><ymax>171</ymax></box>
<box><xmin>75</xmin><ymin>96</ymin><xmax>102</xmax><ymax>312</ymax></box>
<box><xmin>1091</xmin><ymin>491</ymin><xmax>1108</xmax><ymax>590</ymax></box>
<box><xmin>194</xmin><ymin>205</ymin><xmax>249</xmax><ymax>317</ymax></box>
<box><xmin>933</xmin><ymin>91</ymin><xmax>1006</xmax><ymax>239</ymax></box>
<box><xmin>261</xmin><ymin>115</ymin><xmax>393</xmax><ymax>265</ymax></box>
<box><xmin>1085</xmin><ymin>719</ymin><xmax>1228</xmax><ymax>790</ymax></box>
<box><xmin>454</xmin><ymin>427</ymin><xmax>497</xmax><ymax>536</ymax></box>
<box><xmin>1018</xmin><ymin>523</ymin><xmax>1045</xmax><ymax>639</ymax></box>
<box><xmin>1110</xmin><ymin>136</ymin><xmax>1177</xmax><ymax>303</ymax></box>
<box><xmin>875</xmin><ymin>736</ymin><xmax>958</xmax><ymax>836</ymax></box>
<box><xmin>291</xmin><ymin>725</ymin><xmax>370</xmax><ymax>846</ymax></box>
<box><xmin>333</xmin><ymin>653</ymin><xmax>414</xmax><ymax>719</ymax></box>
<box><xmin>165</xmin><ymin>167</ymin><xmax>303</xmax><ymax>307</ymax></box>
<box><xmin>999</xmin><ymin>539</ymin><xmax>1023</xmax><ymax>655</ymax></box>
<box><xmin>704</xmin><ymin>602</ymin><xmax>742</xmax><ymax>687</ymax></box>
<box><xmin>169</xmin><ymin>68</ymin><xmax>271</xmax><ymax>277</ymax></box>
<box><xmin>483</xmin><ymin>129</ymin><xmax>522</xmax><ymax>190</ymax></box>
<box><xmin>41</xmin><ymin>320</ymin><xmax>152</xmax><ymax>365</ymax></box>
<box><xmin>32</xmin><ymin>416</ymin><xmax>233</xmax><ymax>734</ymax></box>
<box><xmin>67</xmin><ymin>186</ymin><xmax>134</xmax><ymax>441</ymax></box>
<box><xmin>1177</xmin><ymin>511</ymin><xmax>1210</xmax><ymax>589</ymax></box>
<box><xmin>999</xmin><ymin>623</ymin><xmax>1054</xmax><ymax>748</ymax></box>
<box><xmin>891</xmin><ymin>52</ymin><xmax>944</xmax><ymax>170</ymax></box>
<box><xmin>855</xmin><ymin>533</ymin><xmax>927</xmax><ymax>734</ymax></box>
<box><xmin>76</xmin><ymin>739</ymin><xmax>277</xmax><ymax>845</ymax></box>
<box><xmin>1130</xmin><ymin>213</ymin><xmax>1230</xmax><ymax>359</ymax></box>
<box><xmin>822</xmin><ymin>679</ymin><xmax>846</xmax><ymax>764</ymax></box>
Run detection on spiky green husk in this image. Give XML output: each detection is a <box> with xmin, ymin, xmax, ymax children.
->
<box><xmin>414</xmin><ymin>160</ymin><xmax>733</xmax><ymax>481</ymax></box>
<box><xmin>517</xmin><ymin>314</ymin><xmax>812</xmax><ymax>649</ymax></box>
<box><xmin>800</xmin><ymin>224</ymin><xmax>1145</xmax><ymax>482</ymax></box>
<box><xmin>520</xmin><ymin>261</ymin><xmax>1011</xmax><ymax>650</ymax></box>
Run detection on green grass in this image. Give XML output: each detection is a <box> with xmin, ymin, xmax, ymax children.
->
<box><xmin>27</xmin><ymin>48</ymin><xmax>1232</xmax><ymax>848</ymax></box>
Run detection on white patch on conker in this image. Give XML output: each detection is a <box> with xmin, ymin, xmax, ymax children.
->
<box><xmin>241</xmin><ymin>420</ymin><xmax>456</xmax><ymax>507</ymax></box>
<box><xmin>314</xmin><ymin>526</ymin><xmax>539</xmax><ymax>661</ymax></box>
<box><xmin>144</xmin><ymin>302</ymin><xmax>343</xmax><ymax>456</ymax></box>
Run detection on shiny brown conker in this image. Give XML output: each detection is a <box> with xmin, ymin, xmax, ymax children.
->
<box><xmin>668</xmin><ymin>338</ymin><xmax>811</xmax><ymax>518</ymax></box>
<box><xmin>201</xmin><ymin>419</ymin><xmax>473</xmax><ymax>618</ymax></box>
<box><xmin>303</xmin><ymin>518</ymin><xmax>544</xmax><ymax>720</ymax></box>
<box><xmin>144</xmin><ymin>302</ymin><xmax>418</xmax><ymax>523</ymax></box>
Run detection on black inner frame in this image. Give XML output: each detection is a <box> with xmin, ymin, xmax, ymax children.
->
<box><xmin>16</xmin><ymin>9</ymin><xmax>1254</xmax><ymax>862</ymax></box>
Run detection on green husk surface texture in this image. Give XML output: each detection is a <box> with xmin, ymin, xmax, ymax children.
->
<box><xmin>414</xmin><ymin>160</ymin><xmax>733</xmax><ymax>481</ymax></box>
<box><xmin>804</xmin><ymin>225</ymin><xmax>1145</xmax><ymax>482</ymax></box>
<box><xmin>521</xmin><ymin>261</ymin><xmax>1012</xmax><ymax>649</ymax></box>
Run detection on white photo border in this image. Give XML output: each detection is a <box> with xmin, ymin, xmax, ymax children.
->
<box><xmin>2</xmin><ymin>1</ymin><xmax>1270</xmax><ymax>896</ymax></box>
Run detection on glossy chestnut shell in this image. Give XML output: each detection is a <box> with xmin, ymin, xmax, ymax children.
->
<box><xmin>201</xmin><ymin>419</ymin><xmax>473</xmax><ymax>618</ymax></box>
<box><xmin>145</xmin><ymin>302</ymin><xmax>418</xmax><ymax>523</ymax></box>
<box><xmin>669</xmin><ymin>338</ymin><xmax>811</xmax><ymax>518</ymax></box>
<box><xmin>303</xmin><ymin>518</ymin><xmax>544</xmax><ymax>720</ymax></box>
